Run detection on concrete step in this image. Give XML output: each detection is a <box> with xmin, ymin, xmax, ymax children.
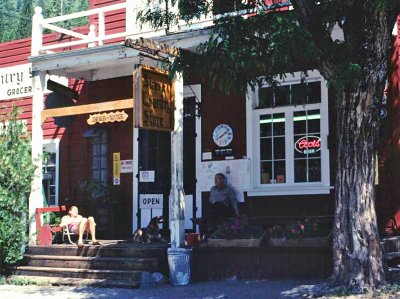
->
<box><xmin>22</xmin><ymin>255</ymin><xmax>158</xmax><ymax>271</ymax></box>
<box><xmin>14</xmin><ymin>266</ymin><xmax>142</xmax><ymax>280</ymax></box>
<box><xmin>7</xmin><ymin>275</ymin><xmax>140</xmax><ymax>289</ymax></box>
<box><xmin>26</xmin><ymin>245</ymin><xmax>167</xmax><ymax>258</ymax></box>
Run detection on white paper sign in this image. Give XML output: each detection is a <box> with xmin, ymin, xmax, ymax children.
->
<box><xmin>0</xmin><ymin>63</ymin><xmax>68</xmax><ymax>101</ymax></box>
<box><xmin>139</xmin><ymin>170</ymin><xmax>155</xmax><ymax>182</ymax></box>
<box><xmin>140</xmin><ymin>194</ymin><xmax>163</xmax><ymax>209</ymax></box>
<box><xmin>120</xmin><ymin>160</ymin><xmax>133</xmax><ymax>173</ymax></box>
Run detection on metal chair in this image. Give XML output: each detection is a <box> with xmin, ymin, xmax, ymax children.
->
<box><xmin>61</xmin><ymin>224</ymin><xmax>89</xmax><ymax>245</ymax></box>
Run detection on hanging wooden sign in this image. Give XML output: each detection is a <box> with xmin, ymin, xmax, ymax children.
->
<box><xmin>134</xmin><ymin>66</ymin><xmax>175</xmax><ymax>131</ymax></box>
<box><xmin>87</xmin><ymin>110</ymin><xmax>128</xmax><ymax>125</ymax></box>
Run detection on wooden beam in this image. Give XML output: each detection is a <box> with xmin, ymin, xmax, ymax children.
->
<box><xmin>41</xmin><ymin>99</ymin><xmax>134</xmax><ymax>124</ymax></box>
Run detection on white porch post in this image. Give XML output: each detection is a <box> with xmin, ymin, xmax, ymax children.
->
<box><xmin>125</xmin><ymin>0</ymin><xmax>137</xmax><ymax>35</ymax></box>
<box><xmin>169</xmin><ymin>72</ymin><xmax>185</xmax><ymax>248</ymax></box>
<box><xmin>31</xmin><ymin>7</ymin><xmax>43</xmax><ymax>56</ymax></box>
<box><xmin>28</xmin><ymin>70</ymin><xmax>45</xmax><ymax>244</ymax></box>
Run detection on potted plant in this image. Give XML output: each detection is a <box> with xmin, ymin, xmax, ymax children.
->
<box><xmin>208</xmin><ymin>215</ymin><xmax>266</xmax><ymax>247</ymax></box>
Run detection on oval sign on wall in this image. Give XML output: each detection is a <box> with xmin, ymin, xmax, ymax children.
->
<box><xmin>295</xmin><ymin>136</ymin><xmax>321</xmax><ymax>155</ymax></box>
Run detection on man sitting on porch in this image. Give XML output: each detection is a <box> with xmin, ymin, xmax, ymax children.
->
<box><xmin>205</xmin><ymin>173</ymin><xmax>239</xmax><ymax>237</ymax></box>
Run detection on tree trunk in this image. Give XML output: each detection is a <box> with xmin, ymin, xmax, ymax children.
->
<box><xmin>332</xmin><ymin>79</ymin><xmax>385</xmax><ymax>293</ymax></box>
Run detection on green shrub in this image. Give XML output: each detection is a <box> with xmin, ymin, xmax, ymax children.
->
<box><xmin>0</xmin><ymin>106</ymin><xmax>35</xmax><ymax>273</ymax></box>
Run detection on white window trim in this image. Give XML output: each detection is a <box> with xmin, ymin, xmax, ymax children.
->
<box><xmin>246</xmin><ymin>70</ymin><xmax>332</xmax><ymax>196</ymax></box>
<box><xmin>43</xmin><ymin>138</ymin><xmax>60</xmax><ymax>206</ymax></box>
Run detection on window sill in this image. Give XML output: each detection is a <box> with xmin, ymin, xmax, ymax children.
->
<box><xmin>246</xmin><ymin>184</ymin><xmax>333</xmax><ymax>197</ymax></box>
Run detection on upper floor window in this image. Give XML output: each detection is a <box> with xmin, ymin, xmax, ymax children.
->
<box><xmin>247</xmin><ymin>71</ymin><xmax>331</xmax><ymax>196</ymax></box>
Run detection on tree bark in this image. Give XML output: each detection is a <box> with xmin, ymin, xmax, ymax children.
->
<box><xmin>332</xmin><ymin>78</ymin><xmax>385</xmax><ymax>293</ymax></box>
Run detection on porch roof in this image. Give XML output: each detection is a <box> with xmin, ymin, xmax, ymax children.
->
<box><xmin>29</xmin><ymin>28</ymin><xmax>211</xmax><ymax>82</ymax></box>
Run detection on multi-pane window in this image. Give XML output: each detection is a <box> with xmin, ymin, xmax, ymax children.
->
<box><xmin>252</xmin><ymin>72</ymin><xmax>329</xmax><ymax>191</ymax></box>
<box><xmin>93</xmin><ymin>131</ymin><xmax>108</xmax><ymax>183</ymax></box>
<box><xmin>260</xmin><ymin>113</ymin><xmax>286</xmax><ymax>184</ymax></box>
<box><xmin>42</xmin><ymin>140</ymin><xmax>59</xmax><ymax>206</ymax></box>
<box><xmin>293</xmin><ymin>110</ymin><xmax>321</xmax><ymax>182</ymax></box>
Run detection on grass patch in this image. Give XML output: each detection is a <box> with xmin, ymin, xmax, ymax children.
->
<box><xmin>0</xmin><ymin>275</ymin><xmax>51</xmax><ymax>286</ymax></box>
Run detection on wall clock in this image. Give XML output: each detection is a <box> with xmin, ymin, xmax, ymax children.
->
<box><xmin>213</xmin><ymin>124</ymin><xmax>233</xmax><ymax>147</ymax></box>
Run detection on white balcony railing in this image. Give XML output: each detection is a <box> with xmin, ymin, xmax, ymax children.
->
<box><xmin>31</xmin><ymin>0</ymin><xmax>214</xmax><ymax>56</ymax></box>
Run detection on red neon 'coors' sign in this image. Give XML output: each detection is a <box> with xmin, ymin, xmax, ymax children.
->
<box><xmin>295</xmin><ymin>136</ymin><xmax>321</xmax><ymax>154</ymax></box>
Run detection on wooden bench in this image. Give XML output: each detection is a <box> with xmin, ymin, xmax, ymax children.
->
<box><xmin>35</xmin><ymin>206</ymin><xmax>67</xmax><ymax>245</ymax></box>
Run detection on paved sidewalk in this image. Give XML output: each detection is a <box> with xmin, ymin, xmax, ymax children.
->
<box><xmin>0</xmin><ymin>279</ymin><xmax>322</xmax><ymax>299</ymax></box>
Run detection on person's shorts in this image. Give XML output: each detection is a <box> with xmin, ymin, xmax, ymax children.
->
<box><xmin>67</xmin><ymin>223</ymin><xmax>78</xmax><ymax>233</ymax></box>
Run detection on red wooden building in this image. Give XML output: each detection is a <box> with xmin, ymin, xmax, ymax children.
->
<box><xmin>0</xmin><ymin>0</ymin><xmax>399</xmax><ymax>246</ymax></box>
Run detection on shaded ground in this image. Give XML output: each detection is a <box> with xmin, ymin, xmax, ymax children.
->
<box><xmin>2</xmin><ymin>279</ymin><xmax>400</xmax><ymax>298</ymax></box>
<box><xmin>0</xmin><ymin>279</ymin><xmax>322</xmax><ymax>299</ymax></box>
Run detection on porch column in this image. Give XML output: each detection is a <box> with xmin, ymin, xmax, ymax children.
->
<box><xmin>169</xmin><ymin>72</ymin><xmax>185</xmax><ymax>248</ymax></box>
<box><xmin>28</xmin><ymin>70</ymin><xmax>45</xmax><ymax>245</ymax></box>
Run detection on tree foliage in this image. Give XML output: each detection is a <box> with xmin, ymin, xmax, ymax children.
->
<box><xmin>0</xmin><ymin>0</ymin><xmax>89</xmax><ymax>43</ymax></box>
<box><xmin>139</xmin><ymin>0</ymin><xmax>400</xmax><ymax>294</ymax></box>
<box><xmin>0</xmin><ymin>106</ymin><xmax>35</xmax><ymax>273</ymax></box>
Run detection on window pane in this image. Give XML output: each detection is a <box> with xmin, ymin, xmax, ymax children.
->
<box><xmin>294</xmin><ymin>159</ymin><xmax>307</xmax><ymax>182</ymax></box>
<box><xmin>274</xmin><ymin>161</ymin><xmax>286</xmax><ymax>183</ymax></box>
<box><xmin>260</xmin><ymin>138</ymin><xmax>272</xmax><ymax>160</ymax></box>
<box><xmin>101</xmin><ymin>144</ymin><xmax>107</xmax><ymax>155</ymax></box>
<box><xmin>308</xmin><ymin>159</ymin><xmax>321</xmax><ymax>181</ymax></box>
<box><xmin>294</xmin><ymin>111</ymin><xmax>306</xmax><ymax>135</ymax></box>
<box><xmin>274</xmin><ymin>137</ymin><xmax>285</xmax><ymax>160</ymax></box>
<box><xmin>93</xmin><ymin>170</ymin><xmax>100</xmax><ymax>180</ymax></box>
<box><xmin>260</xmin><ymin>161</ymin><xmax>272</xmax><ymax>184</ymax></box>
<box><xmin>307</xmin><ymin>109</ymin><xmax>320</xmax><ymax>133</ymax></box>
<box><xmin>260</xmin><ymin>115</ymin><xmax>272</xmax><ymax>137</ymax></box>
<box><xmin>101</xmin><ymin>157</ymin><xmax>108</xmax><ymax>168</ymax></box>
<box><xmin>93</xmin><ymin>159</ymin><xmax>101</xmax><ymax>168</ymax></box>
<box><xmin>307</xmin><ymin>81</ymin><xmax>321</xmax><ymax>104</ymax></box>
<box><xmin>272</xmin><ymin>113</ymin><xmax>285</xmax><ymax>136</ymax></box>
<box><xmin>259</xmin><ymin>87</ymin><xmax>273</xmax><ymax>108</ymax></box>
<box><xmin>291</xmin><ymin>83</ymin><xmax>307</xmax><ymax>106</ymax></box>
<box><xmin>275</xmin><ymin>85</ymin><xmax>290</xmax><ymax>107</ymax></box>
<box><xmin>308</xmin><ymin>134</ymin><xmax>321</xmax><ymax>158</ymax></box>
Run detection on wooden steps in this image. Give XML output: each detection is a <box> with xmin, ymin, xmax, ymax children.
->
<box><xmin>23</xmin><ymin>255</ymin><xmax>158</xmax><ymax>270</ymax></box>
<box><xmin>14</xmin><ymin>241</ymin><xmax>169</xmax><ymax>288</ymax></box>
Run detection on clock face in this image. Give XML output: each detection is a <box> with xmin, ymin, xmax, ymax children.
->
<box><xmin>213</xmin><ymin>124</ymin><xmax>233</xmax><ymax>147</ymax></box>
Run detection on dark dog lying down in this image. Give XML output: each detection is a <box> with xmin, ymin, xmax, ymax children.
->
<box><xmin>132</xmin><ymin>216</ymin><xmax>165</xmax><ymax>243</ymax></box>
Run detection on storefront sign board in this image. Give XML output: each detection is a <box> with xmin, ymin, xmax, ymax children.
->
<box><xmin>134</xmin><ymin>66</ymin><xmax>175</xmax><ymax>131</ymax></box>
<box><xmin>87</xmin><ymin>110</ymin><xmax>128</xmax><ymax>125</ymax></box>
<box><xmin>0</xmin><ymin>63</ymin><xmax>67</xmax><ymax>101</ymax></box>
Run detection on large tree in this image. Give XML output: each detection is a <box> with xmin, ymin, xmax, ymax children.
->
<box><xmin>139</xmin><ymin>0</ymin><xmax>400</xmax><ymax>294</ymax></box>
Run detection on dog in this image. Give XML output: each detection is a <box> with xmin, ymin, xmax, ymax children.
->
<box><xmin>132</xmin><ymin>216</ymin><xmax>165</xmax><ymax>243</ymax></box>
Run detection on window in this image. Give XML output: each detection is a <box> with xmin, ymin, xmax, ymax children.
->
<box><xmin>92</xmin><ymin>131</ymin><xmax>108</xmax><ymax>183</ymax></box>
<box><xmin>247</xmin><ymin>71</ymin><xmax>330</xmax><ymax>196</ymax></box>
<box><xmin>42</xmin><ymin>139</ymin><xmax>59</xmax><ymax>206</ymax></box>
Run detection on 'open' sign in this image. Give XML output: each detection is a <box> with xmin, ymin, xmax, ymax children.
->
<box><xmin>139</xmin><ymin>194</ymin><xmax>163</xmax><ymax>209</ymax></box>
